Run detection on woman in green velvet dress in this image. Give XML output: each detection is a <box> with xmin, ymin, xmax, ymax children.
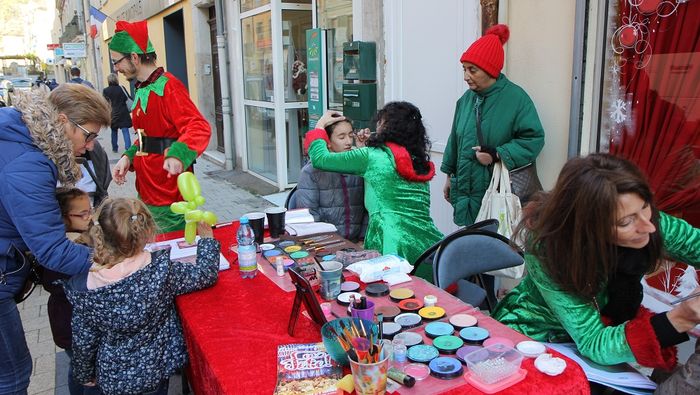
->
<box><xmin>492</xmin><ymin>153</ymin><xmax>700</xmax><ymax>371</ymax></box>
<box><xmin>304</xmin><ymin>103</ymin><xmax>443</xmax><ymax>279</ymax></box>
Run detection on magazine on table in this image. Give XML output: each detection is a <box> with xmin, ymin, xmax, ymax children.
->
<box><xmin>546</xmin><ymin>343</ymin><xmax>656</xmax><ymax>394</ymax></box>
<box><xmin>273</xmin><ymin>342</ymin><xmax>342</xmax><ymax>395</ymax></box>
<box><xmin>145</xmin><ymin>236</ymin><xmax>230</xmax><ymax>270</ymax></box>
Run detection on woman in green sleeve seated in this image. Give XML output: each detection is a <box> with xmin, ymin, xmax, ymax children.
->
<box><xmin>492</xmin><ymin>153</ymin><xmax>700</xmax><ymax>371</ymax></box>
<box><xmin>304</xmin><ymin>103</ymin><xmax>443</xmax><ymax>280</ymax></box>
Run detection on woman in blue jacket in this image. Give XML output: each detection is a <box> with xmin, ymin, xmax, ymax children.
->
<box><xmin>0</xmin><ymin>84</ymin><xmax>111</xmax><ymax>394</ymax></box>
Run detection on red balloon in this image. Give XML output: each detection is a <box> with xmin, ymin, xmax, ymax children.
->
<box><xmin>638</xmin><ymin>0</ymin><xmax>661</xmax><ymax>14</ymax></box>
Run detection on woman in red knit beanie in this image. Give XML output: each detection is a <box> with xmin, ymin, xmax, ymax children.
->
<box><xmin>440</xmin><ymin>24</ymin><xmax>545</xmax><ymax>226</ymax></box>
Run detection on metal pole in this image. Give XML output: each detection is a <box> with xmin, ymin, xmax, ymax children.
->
<box><xmin>215</xmin><ymin>0</ymin><xmax>235</xmax><ymax>170</ymax></box>
<box><xmin>567</xmin><ymin>0</ymin><xmax>588</xmax><ymax>158</ymax></box>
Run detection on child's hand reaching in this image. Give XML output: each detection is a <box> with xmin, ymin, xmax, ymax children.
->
<box><xmin>354</xmin><ymin>128</ymin><xmax>371</xmax><ymax>147</ymax></box>
<box><xmin>197</xmin><ymin>221</ymin><xmax>214</xmax><ymax>239</ymax></box>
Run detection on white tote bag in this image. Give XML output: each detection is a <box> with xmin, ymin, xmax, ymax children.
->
<box><xmin>475</xmin><ymin>162</ymin><xmax>525</xmax><ymax>278</ymax></box>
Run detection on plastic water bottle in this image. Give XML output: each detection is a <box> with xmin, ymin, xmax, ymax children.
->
<box><xmin>237</xmin><ymin>216</ymin><xmax>257</xmax><ymax>278</ymax></box>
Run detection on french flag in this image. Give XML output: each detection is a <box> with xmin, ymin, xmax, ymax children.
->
<box><xmin>89</xmin><ymin>6</ymin><xmax>108</xmax><ymax>39</ymax></box>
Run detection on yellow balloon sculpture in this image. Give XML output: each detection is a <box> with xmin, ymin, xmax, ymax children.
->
<box><xmin>170</xmin><ymin>172</ymin><xmax>218</xmax><ymax>243</ymax></box>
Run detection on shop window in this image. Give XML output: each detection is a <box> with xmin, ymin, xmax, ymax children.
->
<box><xmin>242</xmin><ymin>12</ymin><xmax>273</xmax><ymax>102</ymax></box>
<box><xmin>599</xmin><ymin>0</ymin><xmax>699</xmax><ymax>225</ymax></box>
<box><xmin>241</xmin><ymin>0</ymin><xmax>271</xmax><ymax>13</ymax></box>
<box><xmin>317</xmin><ymin>0</ymin><xmax>353</xmax><ymax>110</ymax></box>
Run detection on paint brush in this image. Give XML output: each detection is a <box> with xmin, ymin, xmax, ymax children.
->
<box><xmin>671</xmin><ymin>291</ymin><xmax>700</xmax><ymax>305</ymax></box>
<box><xmin>306</xmin><ymin>238</ymin><xmax>344</xmax><ymax>247</ymax></box>
<box><xmin>359</xmin><ymin>319</ymin><xmax>367</xmax><ymax>338</ymax></box>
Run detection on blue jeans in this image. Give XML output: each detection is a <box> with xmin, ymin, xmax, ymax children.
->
<box><xmin>111</xmin><ymin>127</ymin><xmax>131</xmax><ymax>152</ymax></box>
<box><xmin>64</xmin><ymin>349</ymin><xmax>101</xmax><ymax>395</ymax></box>
<box><xmin>0</xmin><ymin>298</ymin><xmax>32</xmax><ymax>395</ymax></box>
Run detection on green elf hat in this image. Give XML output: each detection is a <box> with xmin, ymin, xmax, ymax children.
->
<box><xmin>109</xmin><ymin>20</ymin><xmax>155</xmax><ymax>54</ymax></box>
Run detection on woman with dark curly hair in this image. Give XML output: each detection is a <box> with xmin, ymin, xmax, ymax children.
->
<box><xmin>304</xmin><ymin>102</ymin><xmax>443</xmax><ymax>280</ymax></box>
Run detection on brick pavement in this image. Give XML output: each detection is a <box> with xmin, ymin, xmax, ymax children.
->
<box><xmin>20</xmin><ymin>134</ymin><xmax>275</xmax><ymax>394</ymax></box>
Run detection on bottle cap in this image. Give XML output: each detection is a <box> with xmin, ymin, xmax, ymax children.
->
<box><xmin>423</xmin><ymin>294</ymin><xmax>437</xmax><ymax>306</ymax></box>
<box><xmin>240</xmin><ymin>216</ymin><xmax>249</xmax><ymax>223</ymax></box>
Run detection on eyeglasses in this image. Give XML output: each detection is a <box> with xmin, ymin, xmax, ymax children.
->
<box><xmin>68</xmin><ymin>118</ymin><xmax>99</xmax><ymax>143</ymax></box>
<box><xmin>68</xmin><ymin>209</ymin><xmax>94</xmax><ymax>220</ymax></box>
<box><xmin>111</xmin><ymin>55</ymin><xmax>129</xmax><ymax>66</ymax></box>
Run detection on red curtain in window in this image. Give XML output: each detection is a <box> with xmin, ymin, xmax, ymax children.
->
<box><xmin>610</xmin><ymin>0</ymin><xmax>700</xmax><ymax>226</ymax></box>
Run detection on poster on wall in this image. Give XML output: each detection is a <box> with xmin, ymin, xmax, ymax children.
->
<box><xmin>306</xmin><ymin>29</ymin><xmax>325</xmax><ymax>130</ymax></box>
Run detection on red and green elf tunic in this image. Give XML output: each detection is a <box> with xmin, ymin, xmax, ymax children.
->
<box><xmin>123</xmin><ymin>69</ymin><xmax>211</xmax><ymax>232</ymax></box>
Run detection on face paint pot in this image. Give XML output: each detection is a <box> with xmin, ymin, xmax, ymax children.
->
<box><xmin>394</xmin><ymin>313</ymin><xmax>422</xmax><ymax>329</ymax></box>
<box><xmin>394</xmin><ymin>331</ymin><xmax>423</xmax><ymax>347</ymax></box>
<box><xmin>365</xmin><ymin>283</ymin><xmax>390</xmax><ymax>297</ymax></box>
<box><xmin>424</xmin><ymin>322</ymin><xmax>455</xmax><ymax>339</ymax></box>
<box><xmin>428</xmin><ymin>357</ymin><xmax>463</xmax><ymax>380</ymax></box>
<box><xmin>459</xmin><ymin>327</ymin><xmax>490</xmax><ymax>345</ymax></box>
<box><xmin>340</xmin><ymin>281</ymin><xmax>360</xmax><ymax>293</ymax></box>
<box><xmin>418</xmin><ymin>306</ymin><xmax>445</xmax><ymax>321</ymax></box>
<box><xmin>449</xmin><ymin>314</ymin><xmax>478</xmax><ymax>330</ymax></box>
<box><xmin>432</xmin><ymin>335</ymin><xmax>464</xmax><ymax>354</ymax></box>
<box><xmin>389</xmin><ymin>288</ymin><xmax>415</xmax><ymax>302</ymax></box>
<box><xmin>375</xmin><ymin>305</ymin><xmax>401</xmax><ymax>322</ymax></box>
<box><xmin>398</xmin><ymin>298</ymin><xmax>424</xmax><ymax>312</ymax></box>
<box><xmin>407</xmin><ymin>344</ymin><xmax>439</xmax><ymax>363</ymax></box>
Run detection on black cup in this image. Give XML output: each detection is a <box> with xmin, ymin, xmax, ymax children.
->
<box><xmin>245</xmin><ymin>212</ymin><xmax>265</xmax><ymax>244</ymax></box>
<box><xmin>265</xmin><ymin>207</ymin><xmax>287</xmax><ymax>239</ymax></box>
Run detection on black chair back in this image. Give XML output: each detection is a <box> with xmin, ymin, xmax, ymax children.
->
<box><xmin>432</xmin><ymin>228</ymin><xmax>523</xmax><ymax>311</ymax></box>
<box><xmin>410</xmin><ymin>219</ymin><xmax>501</xmax><ymax>276</ymax></box>
<box><xmin>284</xmin><ymin>185</ymin><xmax>299</xmax><ymax>210</ymax></box>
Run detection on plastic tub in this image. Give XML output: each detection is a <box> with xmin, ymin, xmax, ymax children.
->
<box><xmin>464</xmin><ymin>344</ymin><xmax>523</xmax><ymax>385</ymax></box>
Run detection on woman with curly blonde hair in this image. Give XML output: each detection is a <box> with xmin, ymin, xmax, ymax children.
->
<box><xmin>0</xmin><ymin>83</ymin><xmax>110</xmax><ymax>393</ymax></box>
<box><xmin>64</xmin><ymin>197</ymin><xmax>220</xmax><ymax>395</ymax></box>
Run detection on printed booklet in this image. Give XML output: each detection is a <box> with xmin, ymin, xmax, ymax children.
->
<box><xmin>274</xmin><ymin>342</ymin><xmax>342</xmax><ymax>395</ymax></box>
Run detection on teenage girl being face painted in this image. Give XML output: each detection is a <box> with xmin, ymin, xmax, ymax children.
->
<box><xmin>325</xmin><ymin>120</ymin><xmax>354</xmax><ymax>152</ymax></box>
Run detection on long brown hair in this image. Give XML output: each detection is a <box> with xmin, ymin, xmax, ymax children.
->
<box><xmin>86</xmin><ymin>198</ymin><xmax>157</xmax><ymax>269</ymax></box>
<box><xmin>517</xmin><ymin>153</ymin><xmax>662</xmax><ymax>299</ymax></box>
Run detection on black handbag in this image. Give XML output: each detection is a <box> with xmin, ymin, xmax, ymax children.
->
<box><xmin>475</xmin><ymin>98</ymin><xmax>542</xmax><ymax>203</ymax></box>
<box><xmin>12</xmin><ymin>249</ymin><xmax>43</xmax><ymax>304</ymax></box>
<box><xmin>508</xmin><ymin>163</ymin><xmax>542</xmax><ymax>203</ymax></box>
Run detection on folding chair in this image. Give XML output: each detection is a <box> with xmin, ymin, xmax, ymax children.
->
<box><xmin>432</xmin><ymin>228</ymin><xmax>523</xmax><ymax>311</ymax></box>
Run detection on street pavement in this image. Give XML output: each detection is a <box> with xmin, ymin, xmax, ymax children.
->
<box><xmin>19</xmin><ymin>133</ymin><xmax>275</xmax><ymax>394</ymax></box>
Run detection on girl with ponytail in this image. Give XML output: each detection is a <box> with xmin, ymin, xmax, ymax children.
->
<box><xmin>64</xmin><ymin>197</ymin><xmax>220</xmax><ymax>395</ymax></box>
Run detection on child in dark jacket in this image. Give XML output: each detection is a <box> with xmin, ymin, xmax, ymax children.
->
<box><xmin>63</xmin><ymin>197</ymin><xmax>220</xmax><ymax>395</ymax></box>
<box><xmin>41</xmin><ymin>187</ymin><xmax>95</xmax><ymax>395</ymax></box>
<box><xmin>296</xmin><ymin>118</ymin><xmax>368</xmax><ymax>242</ymax></box>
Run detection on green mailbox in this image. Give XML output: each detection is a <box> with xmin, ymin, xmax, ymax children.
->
<box><xmin>343</xmin><ymin>83</ymin><xmax>377</xmax><ymax>127</ymax></box>
<box><xmin>342</xmin><ymin>41</ymin><xmax>377</xmax><ymax>129</ymax></box>
<box><xmin>343</xmin><ymin>41</ymin><xmax>376</xmax><ymax>81</ymax></box>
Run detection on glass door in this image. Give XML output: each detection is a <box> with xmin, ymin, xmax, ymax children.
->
<box><xmin>241</xmin><ymin>1</ymin><xmax>312</xmax><ymax>188</ymax></box>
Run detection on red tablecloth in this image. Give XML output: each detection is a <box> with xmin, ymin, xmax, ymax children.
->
<box><xmin>168</xmin><ymin>226</ymin><xmax>590</xmax><ymax>395</ymax></box>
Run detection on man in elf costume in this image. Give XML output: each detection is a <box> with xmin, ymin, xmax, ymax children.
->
<box><xmin>110</xmin><ymin>20</ymin><xmax>211</xmax><ymax>232</ymax></box>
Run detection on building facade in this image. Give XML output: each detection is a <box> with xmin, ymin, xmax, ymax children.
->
<box><xmin>74</xmin><ymin>0</ymin><xmax>698</xmax><ymax>232</ymax></box>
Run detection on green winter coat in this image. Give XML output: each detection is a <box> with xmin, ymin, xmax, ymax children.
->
<box><xmin>493</xmin><ymin>213</ymin><xmax>700</xmax><ymax>367</ymax></box>
<box><xmin>441</xmin><ymin>74</ymin><xmax>545</xmax><ymax>226</ymax></box>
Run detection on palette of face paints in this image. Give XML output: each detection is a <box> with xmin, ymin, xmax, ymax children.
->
<box><xmin>332</xmin><ymin>282</ymin><xmax>516</xmax><ymax>384</ymax></box>
<box><xmin>261</xmin><ymin>234</ymin><xmax>356</xmax><ymax>287</ymax></box>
